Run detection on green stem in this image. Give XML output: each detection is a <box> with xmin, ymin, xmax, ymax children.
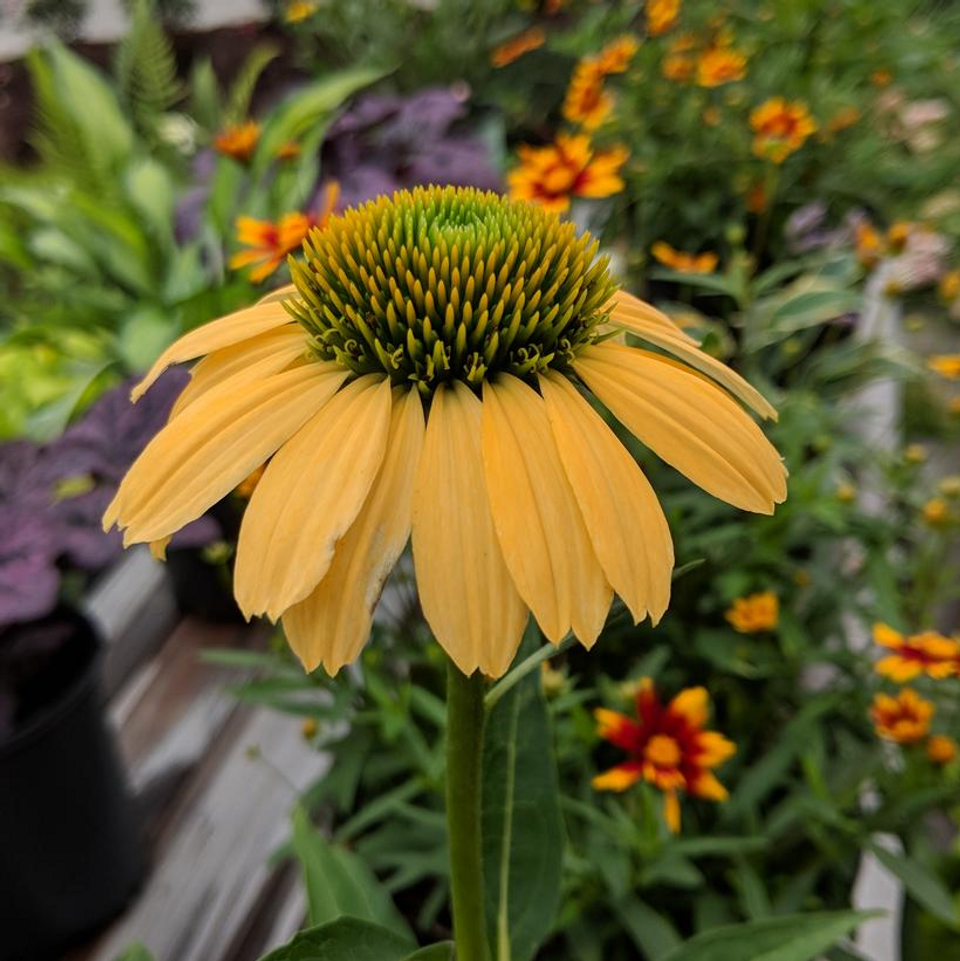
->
<box><xmin>485</xmin><ymin>635</ymin><xmax>574</xmax><ymax>713</ymax></box>
<box><xmin>446</xmin><ymin>660</ymin><xmax>491</xmax><ymax>961</ymax></box>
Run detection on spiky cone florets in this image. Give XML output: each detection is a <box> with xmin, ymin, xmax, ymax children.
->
<box><xmin>287</xmin><ymin>186</ymin><xmax>617</xmax><ymax>396</ymax></box>
<box><xmin>106</xmin><ymin>185</ymin><xmax>787</xmax><ymax>680</ymax></box>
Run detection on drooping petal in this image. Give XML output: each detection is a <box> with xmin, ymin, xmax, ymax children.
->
<box><xmin>872</xmin><ymin>622</ymin><xmax>903</xmax><ymax>649</ymax></box>
<box><xmin>575</xmin><ymin>343</ymin><xmax>787</xmax><ymax>514</ymax></box>
<box><xmin>688</xmin><ymin>771</ymin><xmax>729</xmax><ymax>802</ymax></box>
<box><xmin>281</xmin><ymin>389</ymin><xmax>425</xmax><ymax>674</ymax></box>
<box><xmin>131</xmin><ymin>299</ymin><xmax>295</xmax><ymax>401</ymax></box>
<box><xmin>668</xmin><ymin>686</ymin><xmax>709</xmax><ymax>727</ymax></box>
<box><xmin>592</xmin><ymin>762</ymin><xmax>643</xmax><ymax>792</ymax></box>
<box><xmin>170</xmin><ymin>325</ymin><xmax>309</xmax><ymax>418</ymax></box>
<box><xmin>663</xmin><ymin>790</ymin><xmax>681</xmax><ymax>832</ymax></box>
<box><xmin>235</xmin><ymin>376</ymin><xmax>392</xmax><ymax>620</ymax></box>
<box><xmin>412</xmin><ymin>382</ymin><xmax>527</xmax><ymax>678</ymax></box>
<box><xmin>105</xmin><ymin>363</ymin><xmax>347</xmax><ymax>541</ymax></box>
<box><xmin>594</xmin><ymin>708</ymin><xmax>642</xmax><ymax>752</ymax></box>
<box><xmin>481</xmin><ymin>375</ymin><xmax>611</xmax><ymax>646</ymax></box>
<box><xmin>539</xmin><ymin>372</ymin><xmax>673</xmax><ymax>624</ymax></box>
<box><xmin>609</xmin><ymin>290</ymin><xmax>778</xmax><ymax>420</ymax></box>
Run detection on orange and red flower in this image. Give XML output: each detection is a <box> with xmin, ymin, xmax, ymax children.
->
<box><xmin>507</xmin><ymin>134</ymin><xmax>628</xmax><ymax>213</ymax></box>
<box><xmin>871</xmin><ymin>688</ymin><xmax>934</xmax><ymax>744</ymax></box>
<box><xmin>750</xmin><ymin>98</ymin><xmax>817</xmax><ymax>163</ymax></box>
<box><xmin>873</xmin><ymin>622</ymin><xmax>958</xmax><ymax>682</ymax></box>
<box><xmin>696</xmin><ymin>44</ymin><xmax>746</xmax><ymax>87</ymax></box>
<box><xmin>596</xmin><ymin>35</ymin><xmax>640</xmax><ymax>74</ymax></box>
<box><xmin>651</xmin><ymin>241</ymin><xmax>718</xmax><ymax>274</ymax></box>
<box><xmin>214</xmin><ymin>120</ymin><xmax>261</xmax><ymax>164</ymax></box>
<box><xmin>593</xmin><ymin>678</ymin><xmax>736</xmax><ymax>832</ymax></box>
<box><xmin>230</xmin><ymin>182</ymin><xmax>339</xmax><ymax>283</ymax></box>
<box><xmin>490</xmin><ymin>27</ymin><xmax>546</xmax><ymax>68</ymax></box>
<box><xmin>563</xmin><ymin>60</ymin><xmax>615</xmax><ymax>130</ymax></box>
<box><xmin>646</xmin><ymin>0</ymin><xmax>681</xmax><ymax>37</ymax></box>
<box><xmin>725</xmin><ymin>591</ymin><xmax>779</xmax><ymax>633</ymax></box>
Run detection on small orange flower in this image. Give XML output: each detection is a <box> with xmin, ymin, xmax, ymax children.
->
<box><xmin>593</xmin><ymin>678</ymin><xmax>736</xmax><ymax>833</ymax></box>
<box><xmin>651</xmin><ymin>241</ymin><xmax>718</xmax><ymax>274</ymax></box>
<box><xmin>661</xmin><ymin>33</ymin><xmax>696</xmax><ymax>81</ymax></box>
<box><xmin>596</xmin><ymin>35</ymin><xmax>640</xmax><ymax>74</ymax></box>
<box><xmin>854</xmin><ymin>222</ymin><xmax>884</xmax><ymax>267</ymax></box>
<box><xmin>646</xmin><ymin>0</ymin><xmax>681</xmax><ymax>37</ymax></box>
<box><xmin>507</xmin><ymin>134</ymin><xmax>628</xmax><ymax>213</ymax></box>
<box><xmin>939</xmin><ymin>271</ymin><xmax>960</xmax><ymax>303</ymax></box>
<box><xmin>275</xmin><ymin>140</ymin><xmax>302</xmax><ymax>161</ymax></box>
<box><xmin>871</xmin><ymin>688</ymin><xmax>933</xmax><ymax>744</ymax></box>
<box><xmin>873</xmin><ymin>623</ymin><xmax>958</xmax><ymax>682</ymax></box>
<box><xmin>871</xmin><ymin>68</ymin><xmax>893</xmax><ymax>88</ymax></box>
<box><xmin>490</xmin><ymin>27</ymin><xmax>546</xmax><ymax>67</ymax></box>
<box><xmin>750</xmin><ymin>98</ymin><xmax>817</xmax><ymax>163</ymax></box>
<box><xmin>725</xmin><ymin>591</ymin><xmax>778</xmax><ymax>633</ymax></box>
<box><xmin>214</xmin><ymin>120</ymin><xmax>261</xmax><ymax>163</ymax></box>
<box><xmin>696</xmin><ymin>45</ymin><xmax>746</xmax><ymax>88</ymax></box>
<box><xmin>927</xmin><ymin>735</ymin><xmax>958</xmax><ymax>765</ymax></box>
<box><xmin>230</xmin><ymin>182</ymin><xmax>339</xmax><ymax>283</ymax></box>
<box><xmin>825</xmin><ymin>106</ymin><xmax>861</xmax><ymax>135</ymax></box>
<box><xmin>887</xmin><ymin>221</ymin><xmax>911</xmax><ymax>251</ymax></box>
<box><xmin>563</xmin><ymin>60</ymin><xmax>615</xmax><ymax>130</ymax></box>
<box><xmin>922</xmin><ymin>497</ymin><xmax>951</xmax><ymax>527</ymax></box>
<box><xmin>928</xmin><ymin>354</ymin><xmax>960</xmax><ymax>380</ymax></box>
<box><xmin>284</xmin><ymin>0</ymin><xmax>317</xmax><ymax>22</ymax></box>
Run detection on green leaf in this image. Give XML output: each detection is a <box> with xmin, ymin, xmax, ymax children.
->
<box><xmin>124</xmin><ymin>158</ymin><xmax>174</xmax><ymax>247</ymax></box>
<box><xmin>402</xmin><ymin>944</ymin><xmax>455</xmax><ymax>960</ymax></box>
<box><xmin>866</xmin><ymin>842</ymin><xmax>958</xmax><ymax>926</ymax></box>
<box><xmin>648</xmin><ymin>268</ymin><xmax>739</xmax><ymax>297</ymax></box>
<box><xmin>224</xmin><ymin>44</ymin><xmax>281</xmax><ymax>126</ymax></box>
<box><xmin>257</xmin><ymin>917</ymin><xmax>414</xmax><ymax>961</ymax></box>
<box><xmin>482</xmin><ymin>627</ymin><xmax>563</xmax><ymax>961</ymax></box>
<box><xmin>613</xmin><ymin>895</ymin><xmax>682</xmax><ymax>959</ymax></box>
<box><xmin>252</xmin><ymin>67</ymin><xmax>389</xmax><ymax>175</ymax></box>
<box><xmin>112</xmin><ymin>944</ymin><xmax>155</xmax><ymax>961</ymax></box>
<box><xmin>290</xmin><ymin>805</ymin><xmax>413</xmax><ymax>941</ymax></box>
<box><xmin>118</xmin><ymin>306</ymin><xmax>176</xmax><ymax>373</ymax></box>
<box><xmin>660</xmin><ymin>910</ymin><xmax>881</xmax><ymax>961</ymax></box>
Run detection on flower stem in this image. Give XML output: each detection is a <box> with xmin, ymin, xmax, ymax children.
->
<box><xmin>445</xmin><ymin>660</ymin><xmax>491</xmax><ymax>961</ymax></box>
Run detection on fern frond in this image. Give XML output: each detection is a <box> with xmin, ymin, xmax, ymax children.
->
<box><xmin>223</xmin><ymin>44</ymin><xmax>280</xmax><ymax>126</ymax></box>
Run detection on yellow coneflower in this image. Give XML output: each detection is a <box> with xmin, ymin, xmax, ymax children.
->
<box><xmin>871</xmin><ymin>688</ymin><xmax>933</xmax><ymax>744</ymax></box>
<box><xmin>593</xmin><ymin>678</ymin><xmax>736</xmax><ymax>832</ymax></box>
<box><xmin>646</xmin><ymin>0</ymin><xmax>681</xmax><ymax>37</ymax></box>
<box><xmin>490</xmin><ymin>27</ymin><xmax>546</xmax><ymax>68</ymax></box>
<box><xmin>214</xmin><ymin>121</ymin><xmax>261</xmax><ymax>163</ymax></box>
<box><xmin>106</xmin><ymin>186</ymin><xmax>785</xmax><ymax>678</ymax></box>
<box><xmin>725</xmin><ymin>591</ymin><xmax>779</xmax><ymax>632</ymax></box>
<box><xmin>507</xmin><ymin>134</ymin><xmax>629</xmax><ymax>213</ymax></box>
<box><xmin>651</xmin><ymin>241</ymin><xmax>718</xmax><ymax>274</ymax></box>
<box><xmin>750</xmin><ymin>98</ymin><xmax>817</xmax><ymax>163</ymax></box>
<box><xmin>563</xmin><ymin>60</ymin><xmax>615</xmax><ymax>130</ymax></box>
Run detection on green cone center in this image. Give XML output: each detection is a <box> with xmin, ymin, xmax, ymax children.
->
<box><xmin>287</xmin><ymin>185</ymin><xmax>616</xmax><ymax>396</ymax></box>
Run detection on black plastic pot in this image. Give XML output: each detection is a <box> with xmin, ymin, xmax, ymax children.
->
<box><xmin>0</xmin><ymin>610</ymin><xmax>143</xmax><ymax>961</ymax></box>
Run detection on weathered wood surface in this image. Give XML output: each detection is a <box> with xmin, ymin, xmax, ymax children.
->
<box><xmin>67</xmin><ymin>617</ymin><xmax>325</xmax><ymax>961</ymax></box>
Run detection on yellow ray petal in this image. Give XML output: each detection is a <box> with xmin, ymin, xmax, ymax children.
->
<box><xmin>256</xmin><ymin>284</ymin><xmax>297</xmax><ymax>305</ymax></box>
<box><xmin>539</xmin><ymin>372</ymin><xmax>673</xmax><ymax>624</ymax></box>
<box><xmin>108</xmin><ymin>363</ymin><xmax>347</xmax><ymax>542</ymax></box>
<box><xmin>234</xmin><ymin>376</ymin><xmax>392</xmax><ymax>620</ymax></box>
<box><xmin>412</xmin><ymin>382</ymin><xmax>527</xmax><ymax>678</ymax></box>
<box><xmin>689</xmin><ymin>771</ymin><xmax>729</xmax><ymax>802</ymax></box>
<box><xmin>282</xmin><ymin>388</ymin><xmax>425</xmax><ymax>674</ymax></box>
<box><xmin>609</xmin><ymin>289</ymin><xmax>699</xmax><ymax>344</ymax></box>
<box><xmin>669</xmin><ymin>686</ymin><xmax>708</xmax><ymax>727</ymax></box>
<box><xmin>609</xmin><ymin>291</ymin><xmax>778</xmax><ymax>420</ymax></box>
<box><xmin>131</xmin><ymin>300</ymin><xmax>295</xmax><ymax>401</ymax></box>
<box><xmin>575</xmin><ymin>343</ymin><xmax>787</xmax><ymax>514</ymax></box>
<box><xmin>481</xmin><ymin>375</ymin><xmax>611</xmax><ymax>646</ymax></box>
<box><xmin>170</xmin><ymin>325</ymin><xmax>309</xmax><ymax>418</ymax></box>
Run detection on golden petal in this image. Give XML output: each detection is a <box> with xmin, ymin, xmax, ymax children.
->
<box><xmin>282</xmin><ymin>389</ymin><xmax>425</xmax><ymax>673</ymax></box>
<box><xmin>539</xmin><ymin>372</ymin><xmax>673</xmax><ymax>624</ymax></box>
<box><xmin>234</xmin><ymin>376</ymin><xmax>392</xmax><ymax>620</ymax></box>
<box><xmin>481</xmin><ymin>374</ymin><xmax>611</xmax><ymax>646</ymax></box>
<box><xmin>575</xmin><ymin>343</ymin><xmax>787</xmax><ymax>514</ymax></box>
<box><xmin>609</xmin><ymin>290</ymin><xmax>778</xmax><ymax>420</ymax></box>
<box><xmin>412</xmin><ymin>382</ymin><xmax>527</xmax><ymax>678</ymax></box>
<box><xmin>108</xmin><ymin>362</ymin><xmax>347</xmax><ymax>541</ymax></box>
<box><xmin>131</xmin><ymin>299</ymin><xmax>295</xmax><ymax>401</ymax></box>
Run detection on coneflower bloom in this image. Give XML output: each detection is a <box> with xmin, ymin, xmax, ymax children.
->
<box><xmin>871</xmin><ymin>688</ymin><xmax>933</xmax><ymax>744</ymax></box>
<box><xmin>105</xmin><ymin>186</ymin><xmax>785</xmax><ymax>678</ymax></box>
<box><xmin>593</xmin><ymin>678</ymin><xmax>736</xmax><ymax>832</ymax></box>
<box><xmin>873</xmin><ymin>623</ymin><xmax>958</xmax><ymax>682</ymax></box>
<box><xmin>508</xmin><ymin>135</ymin><xmax>629</xmax><ymax>212</ymax></box>
<box><xmin>214</xmin><ymin>121</ymin><xmax>261</xmax><ymax>163</ymax></box>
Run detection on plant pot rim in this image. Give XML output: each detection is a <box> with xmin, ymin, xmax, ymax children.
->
<box><xmin>0</xmin><ymin>610</ymin><xmax>102</xmax><ymax>760</ymax></box>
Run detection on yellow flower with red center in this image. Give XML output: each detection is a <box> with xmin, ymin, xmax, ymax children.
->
<box><xmin>873</xmin><ymin>623</ymin><xmax>959</xmax><ymax>682</ymax></box>
<box><xmin>725</xmin><ymin>591</ymin><xmax>778</xmax><ymax>633</ymax></box>
<box><xmin>646</xmin><ymin>0</ymin><xmax>681</xmax><ymax>37</ymax></box>
<box><xmin>928</xmin><ymin>354</ymin><xmax>960</xmax><ymax>380</ymax></box>
<box><xmin>490</xmin><ymin>27</ymin><xmax>546</xmax><ymax>67</ymax></box>
<box><xmin>750</xmin><ymin>98</ymin><xmax>817</xmax><ymax>163</ymax></box>
<box><xmin>927</xmin><ymin>735</ymin><xmax>958</xmax><ymax>765</ymax></box>
<box><xmin>596</xmin><ymin>35</ymin><xmax>640</xmax><ymax>74</ymax></box>
<box><xmin>563</xmin><ymin>60</ymin><xmax>615</xmax><ymax>130</ymax></box>
<box><xmin>214</xmin><ymin>120</ymin><xmax>261</xmax><ymax>163</ymax></box>
<box><xmin>871</xmin><ymin>688</ymin><xmax>933</xmax><ymax>744</ymax></box>
<box><xmin>696</xmin><ymin>45</ymin><xmax>747</xmax><ymax>88</ymax></box>
<box><xmin>651</xmin><ymin>241</ymin><xmax>718</xmax><ymax>274</ymax></box>
<box><xmin>593</xmin><ymin>678</ymin><xmax>736</xmax><ymax>832</ymax></box>
<box><xmin>231</xmin><ymin>182</ymin><xmax>339</xmax><ymax>283</ymax></box>
<box><xmin>508</xmin><ymin>134</ymin><xmax>628</xmax><ymax>213</ymax></box>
